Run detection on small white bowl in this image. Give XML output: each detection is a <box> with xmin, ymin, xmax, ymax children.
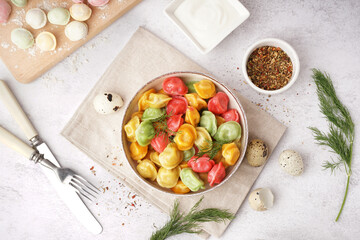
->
<box><xmin>242</xmin><ymin>38</ymin><xmax>300</xmax><ymax>95</ymax></box>
<box><xmin>164</xmin><ymin>0</ymin><xmax>250</xmax><ymax>54</ymax></box>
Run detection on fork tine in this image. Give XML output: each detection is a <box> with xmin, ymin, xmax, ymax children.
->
<box><xmin>71</xmin><ymin>179</ymin><xmax>98</xmax><ymax>199</ymax></box>
<box><xmin>72</xmin><ymin>176</ymin><xmax>100</xmax><ymax>196</ymax></box>
<box><xmin>69</xmin><ymin>181</ymin><xmax>96</xmax><ymax>201</ymax></box>
<box><xmin>73</xmin><ymin>175</ymin><xmax>101</xmax><ymax>194</ymax></box>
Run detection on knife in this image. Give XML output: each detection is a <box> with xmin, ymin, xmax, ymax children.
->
<box><xmin>0</xmin><ymin>80</ymin><xmax>102</xmax><ymax>234</ymax></box>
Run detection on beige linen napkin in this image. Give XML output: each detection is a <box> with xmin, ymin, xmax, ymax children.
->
<box><xmin>62</xmin><ymin>27</ymin><xmax>286</xmax><ymax>238</ymax></box>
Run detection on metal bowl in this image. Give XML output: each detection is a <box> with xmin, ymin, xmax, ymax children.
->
<box><xmin>121</xmin><ymin>72</ymin><xmax>248</xmax><ymax>196</ymax></box>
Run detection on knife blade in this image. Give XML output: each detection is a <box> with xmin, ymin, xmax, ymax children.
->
<box><xmin>36</xmin><ymin>142</ymin><xmax>103</xmax><ymax>234</ymax></box>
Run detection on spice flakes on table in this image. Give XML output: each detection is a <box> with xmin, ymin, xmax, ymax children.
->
<box><xmin>247</xmin><ymin>46</ymin><xmax>293</xmax><ymax>90</ymax></box>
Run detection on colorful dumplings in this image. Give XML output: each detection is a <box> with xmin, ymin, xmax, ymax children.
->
<box><xmin>124</xmin><ymin>76</ymin><xmax>244</xmax><ymax>194</ymax></box>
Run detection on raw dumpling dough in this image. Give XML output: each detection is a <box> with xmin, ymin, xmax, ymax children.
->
<box><xmin>88</xmin><ymin>0</ymin><xmax>109</xmax><ymax>7</ymax></box>
<box><xmin>48</xmin><ymin>7</ymin><xmax>70</xmax><ymax>25</ymax></box>
<box><xmin>36</xmin><ymin>31</ymin><xmax>56</xmax><ymax>51</ymax></box>
<box><xmin>11</xmin><ymin>28</ymin><xmax>34</xmax><ymax>49</ymax></box>
<box><xmin>70</xmin><ymin>3</ymin><xmax>92</xmax><ymax>21</ymax></box>
<box><xmin>65</xmin><ymin>21</ymin><xmax>88</xmax><ymax>41</ymax></box>
<box><xmin>0</xmin><ymin>0</ymin><xmax>11</xmax><ymax>24</ymax></box>
<box><xmin>26</xmin><ymin>8</ymin><xmax>47</xmax><ymax>29</ymax></box>
<box><xmin>11</xmin><ymin>0</ymin><xmax>27</xmax><ymax>7</ymax></box>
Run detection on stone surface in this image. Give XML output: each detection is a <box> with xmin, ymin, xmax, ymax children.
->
<box><xmin>0</xmin><ymin>0</ymin><xmax>360</xmax><ymax>239</ymax></box>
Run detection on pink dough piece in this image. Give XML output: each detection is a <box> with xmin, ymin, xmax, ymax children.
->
<box><xmin>88</xmin><ymin>0</ymin><xmax>109</xmax><ymax>7</ymax></box>
<box><xmin>72</xmin><ymin>0</ymin><xmax>84</xmax><ymax>3</ymax></box>
<box><xmin>0</xmin><ymin>0</ymin><xmax>11</xmax><ymax>24</ymax></box>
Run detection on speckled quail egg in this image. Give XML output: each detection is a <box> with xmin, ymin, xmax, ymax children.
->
<box><xmin>93</xmin><ymin>92</ymin><xmax>123</xmax><ymax>114</ymax></box>
<box><xmin>246</xmin><ymin>139</ymin><xmax>268</xmax><ymax>167</ymax></box>
<box><xmin>248</xmin><ymin>188</ymin><xmax>274</xmax><ymax>211</ymax></box>
<box><xmin>279</xmin><ymin>150</ymin><xmax>304</xmax><ymax>176</ymax></box>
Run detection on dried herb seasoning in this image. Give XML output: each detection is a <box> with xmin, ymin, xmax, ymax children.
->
<box><xmin>247</xmin><ymin>46</ymin><xmax>293</xmax><ymax>90</ymax></box>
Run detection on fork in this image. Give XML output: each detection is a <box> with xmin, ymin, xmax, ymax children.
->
<box><xmin>31</xmin><ymin>153</ymin><xmax>101</xmax><ymax>201</ymax></box>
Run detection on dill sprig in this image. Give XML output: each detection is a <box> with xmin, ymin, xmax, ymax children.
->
<box><xmin>153</xmin><ymin>112</ymin><xmax>177</xmax><ymax>139</ymax></box>
<box><xmin>150</xmin><ymin>196</ymin><xmax>234</xmax><ymax>240</ymax></box>
<box><xmin>309</xmin><ymin>69</ymin><xmax>355</xmax><ymax>222</ymax></box>
<box><xmin>196</xmin><ymin>139</ymin><xmax>229</xmax><ymax>159</ymax></box>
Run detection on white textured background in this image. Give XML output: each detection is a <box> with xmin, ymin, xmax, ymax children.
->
<box><xmin>1</xmin><ymin>0</ymin><xmax>360</xmax><ymax>239</ymax></box>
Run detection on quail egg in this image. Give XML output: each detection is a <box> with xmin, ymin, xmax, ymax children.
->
<box><xmin>93</xmin><ymin>92</ymin><xmax>123</xmax><ymax>115</ymax></box>
<box><xmin>248</xmin><ymin>188</ymin><xmax>274</xmax><ymax>211</ymax></box>
<box><xmin>246</xmin><ymin>139</ymin><xmax>268</xmax><ymax>167</ymax></box>
<box><xmin>279</xmin><ymin>150</ymin><xmax>304</xmax><ymax>176</ymax></box>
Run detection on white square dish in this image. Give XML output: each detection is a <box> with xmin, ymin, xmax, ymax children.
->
<box><xmin>164</xmin><ymin>0</ymin><xmax>250</xmax><ymax>54</ymax></box>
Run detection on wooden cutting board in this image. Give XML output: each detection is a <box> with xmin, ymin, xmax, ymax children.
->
<box><xmin>0</xmin><ymin>0</ymin><xmax>142</xmax><ymax>84</ymax></box>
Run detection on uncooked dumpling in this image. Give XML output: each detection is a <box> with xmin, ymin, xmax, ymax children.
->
<box><xmin>0</xmin><ymin>0</ymin><xmax>11</xmax><ymax>24</ymax></box>
<box><xmin>65</xmin><ymin>21</ymin><xmax>88</xmax><ymax>41</ymax></box>
<box><xmin>11</xmin><ymin>28</ymin><xmax>34</xmax><ymax>49</ymax></box>
<box><xmin>26</xmin><ymin>8</ymin><xmax>47</xmax><ymax>29</ymax></box>
<box><xmin>36</xmin><ymin>31</ymin><xmax>56</xmax><ymax>51</ymax></box>
<box><xmin>48</xmin><ymin>7</ymin><xmax>70</xmax><ymax>25</ymax></box>
<box><xmin>70</xmin><ymin>3</ymin><xmax>92</xmax><ymax>21</ymax></box>
<box><xmin>11</xmin><ymin>0</ymin><xmax>27</xmax><ymax>7</ymax></box>
<box><xmin>88</xmin><ymin>0</ymin><xmax>109</xmax><ymax>7</ymax></box>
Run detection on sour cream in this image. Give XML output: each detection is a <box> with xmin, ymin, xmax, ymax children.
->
<box><xmin>174</xmin><ymin>0</ymin><xmax>249</xmax><ymax>53</ymax></box>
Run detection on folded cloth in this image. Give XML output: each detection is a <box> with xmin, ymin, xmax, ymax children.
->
<box><xmin>62</xmin><ymin>27</ymin><xmax>286</xmax><ymax>238</ymax></box>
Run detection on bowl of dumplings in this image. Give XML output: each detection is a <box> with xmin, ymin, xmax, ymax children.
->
<box><xmin>121</xmin><ymin>72</ymin><xmax>248</xmax><ymax>196</ymax></box>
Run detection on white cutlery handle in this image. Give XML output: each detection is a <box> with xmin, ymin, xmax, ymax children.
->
<box><xmin>0</xmin><ymin>126</ymin><xmax>36</xmax><ymax>159</ymax></box>
<box><xmin>0</xmin><ymin>80</ymin><xmax>38</xmax><ymax>140</ymax></box>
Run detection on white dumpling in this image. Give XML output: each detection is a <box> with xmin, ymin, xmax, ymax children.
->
<box><xmin>93</xmin><ymin>92</ymin><xmax>123</xmax><ymax>115</ymax></box>
<box><xmin>278</xmin><ymin>150</ymin><xmax>304</xmax><ymax>176</ymax></box>
<box><xmin>26</xmin><ymin>8</ymin><xmax>47</xmax><ymax>29</ymax></box>
<box><xmin>65</xmin><ymin>21</ymin><xmax>88</xmax><ymax>41</ymax></box>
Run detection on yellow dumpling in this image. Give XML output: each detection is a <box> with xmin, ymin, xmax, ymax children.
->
<box><xmin>194</xmin><ymin>127</ymin><xmax>212</xmax><ymax>151</ymax></box>
<box><xmin>145</xmin><ymin>93</ymin><xmax>172</xmax><ymax>108</ymax></box>
<box><xmin>222</xmin><ymin>142</ymin><xmax>240</xmax><ymax>166</ymax></box>
<box><xmin>130</xmin><ymin>142</ymin><xmax>148</xmax><ymax>160</ymax></box>
<box><xmin>194</xmin><ymin>80</ymin><xmax>216</xmax><ymax>99</ymax></box>
<box><xmin>185</xmin><ymin>106</ymin><xmax>200</xmax><ymax>126</ymax></box>
<box><xmin>156</xmin><ymin>166</ymin><xmax>181</xmax><ymax>188</ymax></box>
<box><xmin>159</xmin><ymin>143</ymin><xmax>183</xmax><ymax>169</ymax></box>
<box><xmin>174</xmin><ymin>124</ymin><xmax>197</xmax><ymax>151</ymax></box>
<box><xmin>138</xmin><ymin>89</ymin><xmax>156</xmax><ymax>111</ymax></box>
<box><xmin>137</xmin><ymin>159</ymin><xmax>157</xmax><ymax>181</ymax></box>
<box><xmin>184</xmin><ymin>93</ymin><xmax>207</xmax><ymax>111</ymax></box>
<box><xmin>150</xmin><ymin>150</ymin><xmax>162</xmax><ymax>167</ymax></box>
<box><xmin>124</xmin><ymin>116</ymin><xmax>140</xmax><ymax>142</ymax></box>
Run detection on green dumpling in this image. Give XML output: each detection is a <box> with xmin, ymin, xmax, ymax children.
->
<box><xmin>11</xmin><ymin>28</ymin><xmax>34</xmax><ymax>49</ymax></box>
<box><xmin>47</xmin><ymin>7</ymin><xmax>70</xmax><ymax>25</ymax></box>
<box><xmin>11</xmin><ymin>0</ymin><xmax>27</xmax><ymax>7</ymax></box>
<box><xmin>214</xmin><ymin>121</ymin><xmax>242</xmax><ymax>142</ymax></box>
<box><xmin>142</xmin><ymin>108</ymin><xmax>165</xmax><ymax>121</ymax></box>
<box><xmin>180</xmin><ymin>168</ymin><xmax>204</xmax><ymax>192</ymax></box>
<box><xmin>135</xmin><ymin>120</ymin><xmax>155</xmax><ymax>146</ymax></box>
<box><xmin>199</xmin><ymin>111</ymin><xmax>217</xmax><ymax>136</ymax></box>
